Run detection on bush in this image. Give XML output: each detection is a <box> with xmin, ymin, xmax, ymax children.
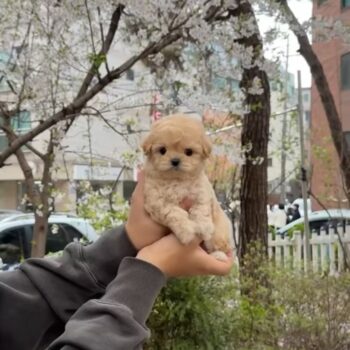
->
<box><xmin>76</xmin><ymin>181</ymin><xmax>128</xmax><ymax>232</ymax></box>
<box><xmin>146</xmin><ymin>272</ymin><xmax>239</xmax><ymax>350</ymax></box>
<box><xmin>74</xmin><ymin>187</ymin><xmax>350</xmax><ymax>349</ymax></box>
<box><xmin>146</xmin><ymin>260</ymin><xmax>350</xmax><ymax>350</ymax></box>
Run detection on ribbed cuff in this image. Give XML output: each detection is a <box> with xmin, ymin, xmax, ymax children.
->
<box><xmin>104</xmin><ymin>257</ymin><xmax>166</xmax><ymax>324</ymax></box>
<box><xmin>83</xmin><ymin>226</ymin><xmax>138</xmax><ymax>288</ymax></box>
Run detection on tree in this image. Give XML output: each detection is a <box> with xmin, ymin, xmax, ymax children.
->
<box><xmin>0</xmin><ymin>1</ymin><xmax>231</xmax><ymax>257</ymax></box>
<box><xmin>226</xmin><ymin>1</ymin><xmax>271</xmax><ymax>262</ymax></box>
<box><xmin>0</xmin><ymin>0</ymin><xmax>277</xmax><ymax>260</ymax></box>
<box><xmin>0</xmin><ymin>1</ymin><xmax>127</xmax><ymax>256</ymax></box>
<box><xmin>274</xmin><ymin>0</ymin><xmax>350</xmax><ymax>204</ymax></box>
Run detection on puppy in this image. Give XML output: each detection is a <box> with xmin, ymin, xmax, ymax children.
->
<box><xmin>141</xmin><ymin>114</ymin><xmax>233</xmax><ymax>261</ymax></box>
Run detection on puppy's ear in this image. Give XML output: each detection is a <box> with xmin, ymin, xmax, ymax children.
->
<box><xmin>141</xmin><ymin>134</ymin><xmax>153</xmax><ymax>155</ymax></box>
<box><xmin>201</xmin><ymin>134</ymin><xmax>212</xmax><ymax>158</ymax></box>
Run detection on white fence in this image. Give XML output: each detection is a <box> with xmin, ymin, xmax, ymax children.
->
<box><xmin>268</xmin><ymin>227</ymin><xmax>350</xmax><ymax>274</ymax></box>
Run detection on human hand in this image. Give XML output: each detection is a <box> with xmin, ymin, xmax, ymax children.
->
<box><xmin>125</xmin><ymin>172</ymin><xmax>192</xmax><ymax>250</ymax></box>
<box><xmin>136</xmin><ymin>234</ymin><xmax>234</xmax><ymax>277</ymax></box>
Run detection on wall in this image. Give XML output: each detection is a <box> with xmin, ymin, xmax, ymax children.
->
<box><xmin>0</xmin><ymin>181</ymin><xmax>18</xmax><ymax>210</ymax></box>
<box><xmin>311</xmin><ymin>0</ymin><xmax>350</xmax><ymax>209</ymax></box>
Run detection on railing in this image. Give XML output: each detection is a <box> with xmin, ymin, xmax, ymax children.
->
<box><xmin>268</xmin><ymin>227</ymin><xmax>350</xmax><ymax>274</ymax></box>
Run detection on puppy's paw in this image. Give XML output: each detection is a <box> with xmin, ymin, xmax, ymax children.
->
<box><xmin>210</xmin><ymin>250</ymin><xmax>228</xmax><ymax>262</ymax></box>
<box><xmin>196</xmin><ymin>221</ymin><xmax>215</xmax><ymax>241</ymax></box>
<box><xmin>173</xmin><ymin>222</ymin><xmax>196</xmax><ymax>245</ymax></box>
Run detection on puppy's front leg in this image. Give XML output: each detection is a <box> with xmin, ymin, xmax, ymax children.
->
<box><xmin>164</xmin><ymin>206</ymin><xmax>198</xmax><ymax>244</ymax></box>
<box><xmin>144</xmin><ymin>199</ymin><xmax>197</xmax><ymax>244</ymax></box>
<box><xmin>189</xmin><ymin>203</ymin><xmax>215</xmax><ymax>241</ymax></box>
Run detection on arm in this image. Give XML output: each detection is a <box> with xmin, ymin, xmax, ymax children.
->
<box><xmin>0</xmin><ymin>226</ymin><xmax>138</xmax><ymax>350</ymax></box>
<box><xmin>0</xmin><ymin>174</ymin><xmax>169</xmax><ymax>350</ymax></box>
<box><xmin>48</xmin><ymin>257</ymin><xmax>166</xmax><ymax>350</ymax></box>
<box><xmin>48</xmin><ymin>235</ymin><xmax>233</xmax><ymax>350</ymax></box>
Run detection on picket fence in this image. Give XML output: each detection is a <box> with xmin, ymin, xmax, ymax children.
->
<box><xmin>268</xmin><ymin>226</ymin><xmax>350</xmax><ymax>274</ymax></box>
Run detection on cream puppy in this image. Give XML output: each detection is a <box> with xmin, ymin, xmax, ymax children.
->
<box><xmin>142</xmin><ymin>114</ymin><xmax>233</xmax><ymax>260</ymax></box>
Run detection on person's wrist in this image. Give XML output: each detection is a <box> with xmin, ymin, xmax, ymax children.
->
<box><xmin>136</xmin><ymin>247</ymin><xmax>166</xmax><ymax>275</ymax></box>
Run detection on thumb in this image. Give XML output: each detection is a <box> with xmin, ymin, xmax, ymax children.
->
<box><xmin>204</xmin><ymin>255</ymin><xmax>234</xmax><ymax>276</ymax></box>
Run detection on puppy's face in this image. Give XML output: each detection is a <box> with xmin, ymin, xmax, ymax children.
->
<box><xmin>142</xmin><ymin>115</ymin><xmax>212</xmax><ymax>178</ymax></box>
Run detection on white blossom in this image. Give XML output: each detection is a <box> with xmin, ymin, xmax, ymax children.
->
<box><xmin>248</xmin><ymin>76</ymin><xmax>264</xmax><ymax>95</ymax></box>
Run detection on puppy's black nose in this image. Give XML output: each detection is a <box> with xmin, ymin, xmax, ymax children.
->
<box><xmin>171</xmin><ymin>158</ymin><xmax>181</xmax><ymax>167</ymax></box>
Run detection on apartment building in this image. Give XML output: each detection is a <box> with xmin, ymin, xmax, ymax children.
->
<box><xmin>0</xmin><ymin>46</ymin><xmax>153</xmax><ymax>211</ymax></box>
<box><xmin>311</xmin><ymin>0</ymin><xmax>350</xmax><ymax>209</ymax></box>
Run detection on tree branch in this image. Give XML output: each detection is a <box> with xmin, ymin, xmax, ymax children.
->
<box><xmin>0</xmin><ymin>4</ymin><xmax>224</xmax><ymax>167</ymax></box>
<box><xmin>76</xmin><ymin>4</ymin><xmax>124</xmax><ymax>99</ymax></box>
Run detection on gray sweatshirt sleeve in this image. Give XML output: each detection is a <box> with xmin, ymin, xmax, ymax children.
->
<box><xmin>48</xmin><ymin>258</ymin><xmax>166</xmax><ymax>350</ymax></box>
<box><xmin>0</xmin><ymin>225</ymin><xmax>166</xmax><ymax>350</ymax></box>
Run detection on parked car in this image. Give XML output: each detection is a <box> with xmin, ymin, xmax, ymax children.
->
<box><xmin>0</xmin><ymin>213</ymin><xmax>98</xmax><ymax>271</ymax></box>
<box><xmin>0</xmin><ymin>209</ymin><xmax>24</xmax><ymax>222</ymax></box>
<box><xmin>277</xmin><ymin>209</ymin><xmax>350</xmax><ymax>237</ymax></box>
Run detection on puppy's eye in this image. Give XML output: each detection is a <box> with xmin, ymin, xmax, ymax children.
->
<box><xmin>184</xmin><ymin>148</ymin><xmax>193</xmax><ymax>156</ymax></box>
<box><xmin>159</xmin><ymin>147</ymin><xmax>167</xmax><ymax>155</ymax></box>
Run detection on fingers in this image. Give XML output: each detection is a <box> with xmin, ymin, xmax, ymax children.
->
<box><xmin>137</xmin><ymin>170</ymin><xmax>145</xmax><ymax>183</ymax></box>
<box><xmin>187</xmin><ymin>236</ymin><xmax>203</xmax><ymax>248</ymax></box>
<box><xmin>202</xmin><ymin>254</ymin><xmax>234</xmax><ymax>276</ymax></box>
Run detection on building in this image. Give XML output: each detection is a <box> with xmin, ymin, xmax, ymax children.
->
<box><xmin>267</xmin><ymin>70</ymin><xmax>311</xmax><ymax>205</ymax></box>
<box><xmin>0</xmin><ymin>45</ymin><xmax>154</xmax><ymax>212</ymax></box>
<box><xmin>0</xmin><ymin>33</ymin><xmax>311</xmax><ymax>212</ymax></box>
<box><xmin>302</xmin><ymin>87</ymin><xmax>312</xmax><ymax>166</ymax></box>
<box><xmin>311</xmin><ymin>0</ymin><xmax>350</xmax><ymax>209</ymax></box>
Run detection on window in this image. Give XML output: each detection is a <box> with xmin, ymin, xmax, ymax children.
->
<box><xmin>304</xmin><ymin>111</ymin><xmax>311</xmax><ymax>124</ymax></box>
<box><xmin>123</xmin><ymin>180</ymin><xmax>137</xmax><ymax>201</ymax></box>
<box><xmin>45</xmin><ymin>223</ymin><xmax>83</xmax><ymax>253</ymax></box>
<box><xmin>0</xmin><ymin>110</ymin><xmax>31</xmax><ymax>151</ymax></box>
<box><xmin>60</xmin><ymin>223</ymin><xmax>83</xmax><ymax>243</ymax></box>
<box><xmin>342</xmin><ymin>0</ymin><xmax>350</xmax><ymax>8</ymax></box>
<box><xmin>0</xmin><ymin>227</ymin><xmax>27</xmax><ymax>265</ymax></box>
<box><xmin>303</xmin><ymin>93</ymin><xmax>309</xmax><ymax>102</ymax></box>
<box><xmin>11</xmin><ymin>110</ymin><xmax>31</xmax><ymax>131</ymax></box>
<box><xmin>341</xmin><ymin>53</ymin><xmax>350</xmax><ymax>89</ymax></box>
<box><xmin>0</xmin><ymin>135</ymin><xmax>8</xmax><ymax>152</ymax></box>
<box><xmin>126</xmin><ymin>69</ymin><xmax>134</xmax><ymax>81</ymax></box>
<box><xmin>268</xmin><ymin>158</ymin><xmax>273</xmax><ymax>167</ymax></box>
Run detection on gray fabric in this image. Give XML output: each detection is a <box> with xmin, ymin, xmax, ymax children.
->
<box><xmin>0</xmin><ymin>226</ymin><xmax>166</xmax><ymax>350</ymax></box>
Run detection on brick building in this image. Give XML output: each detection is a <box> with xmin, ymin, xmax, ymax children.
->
<box><xmin>311</xmin><ymin>0</ymin><xmax>350</xmax><ymax>209</ymax></box>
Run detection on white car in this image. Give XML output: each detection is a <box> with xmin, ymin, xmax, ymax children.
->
<box><xmin>0</xmin><ymin>213</ymin><xmax>98</xmax><ymax>271</ymax></box>
<box><xmin>277</xmin><ymin>209</ymin><xmax>350</xmax><ymax>236</ymax></box>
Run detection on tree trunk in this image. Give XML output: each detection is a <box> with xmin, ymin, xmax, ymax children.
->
<box><xmin>229</xmin><ymin>2</ymin><xmax>270</xmax><ymax>263</ymax></box>
<box><xmin>276</xmin><ymin>0</ymin><xmax>350</xmax><ymax>203</ymax></box>
<box><xmin>11</xmin><ymin>131</ymin><xmax>55</xmax><ymax>258</ymax></box>
<box><xmin>31</xmin><ymin>212</ymin><xmax>49</xmax><ymax>257</ymax></box>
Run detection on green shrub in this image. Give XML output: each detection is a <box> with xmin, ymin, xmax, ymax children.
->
<box><xmin>76</xmin><ymin>181</ymin><xmax>128</xmax><ymax>232</ymax></box>
<box><xmin>146</xmin><ymin>259</ymin><xmax>350</xmax><ymax>350</ymax></box>
<box><xmin>74</xmin><ymin>186</ymin><xmax>350</xmax><ymax>350</ymax></box>
<box><xmin>146</xmin><ymin>271</ymin><xmax>239</xmax><ymax>350</ymax></box>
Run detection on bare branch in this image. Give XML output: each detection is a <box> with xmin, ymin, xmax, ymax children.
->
<box><xmin>84</xmin><ymin>106</ymin><xmax>124</xmax><ymax>137</ymax></box>
<box><xmin>97</xmin><ymin>6</ymin><xmax>111</xmax><ymax>75</ymax></box>
<box><xmin>0</xmin><ymin>4</ymin><xmax>224</xmax><ymax>167</ymax></box>
<box><xmin>24</xmin><ymin>143</ymin><xmax>45</xmax><ymax>160</ymax></box>
<box><xmin>76</xmin><ymin>4</ymin><xmax>124</xmax><ymax>99</ymax></box>
<box><xmin>85</xmin><ymin>0</ymin><xmax>97</xmax><ymax>56</ymax></box>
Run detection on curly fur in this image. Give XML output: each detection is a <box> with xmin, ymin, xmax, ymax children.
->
<box><xmin>142</xmin><ymin>114</ymin><xmax>233</xmax><ymax>260</ymax></box>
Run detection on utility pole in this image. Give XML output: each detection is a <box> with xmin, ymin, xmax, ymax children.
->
<box><xmin>297</xmin><ymin>70</ymin><xmax>311</xmax><ymax>271</ymax></box>
<box><xmin>280</xmin><ymin>37</ymin><xmax>290</xmax><ymax>205</ymax></box>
